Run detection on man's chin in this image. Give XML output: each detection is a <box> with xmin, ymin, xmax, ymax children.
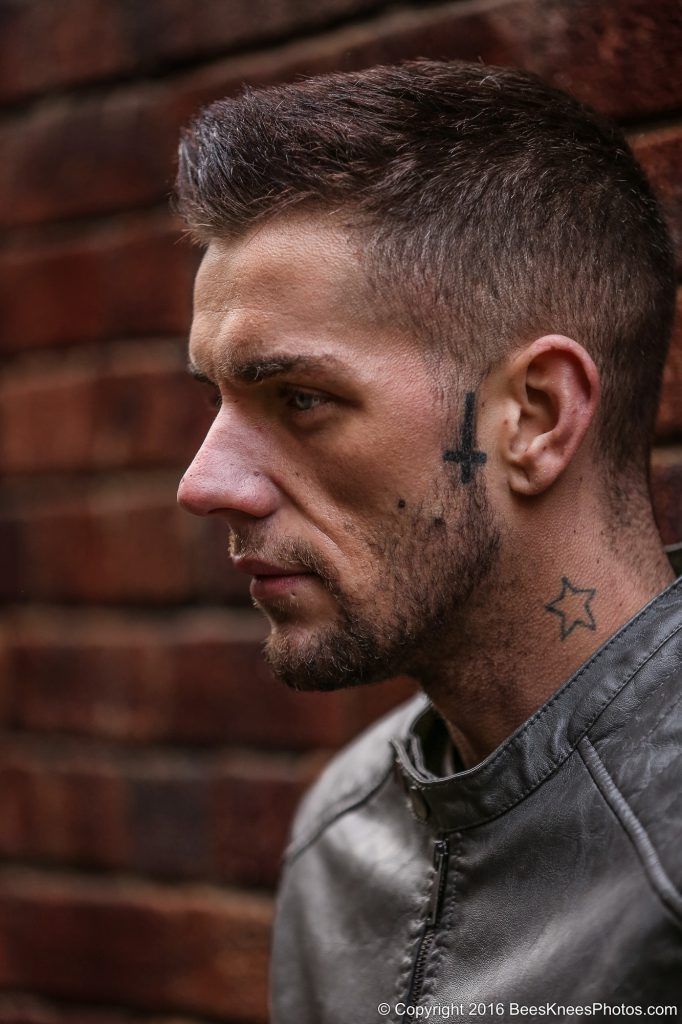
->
<box><xmin>259</xmin><ymin>618</ymin><xmax>360</xmax><ymax>692</ymax></box>
<box><xmin>262</xmin><ymin>619</ymin><xmax>392</xmax><ymax>693</ymax></box>
<box><xmin>253</xmin><ymin>578</ymin><xmax>338</xmax><ymax>628</ymax></box>
<box><xmin>262</xmin><ymin>623</ymin><xmax>342</xmax><ymax>692</ymax></box>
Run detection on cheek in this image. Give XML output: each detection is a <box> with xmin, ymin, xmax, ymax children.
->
<box><xmin>305</xmin><ymin>425</ymin><xmax>449</xmax><ymax>530</ymax></box>
<box><xmin>318</xmin><ymin>450</ymin><xmax>396</xmax><ymax>514</ymax></box>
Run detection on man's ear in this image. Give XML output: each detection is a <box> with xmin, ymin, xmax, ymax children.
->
<box><xmin>499</xmin><ymin>335</ymin><xmax>601</xmax><ymax>496</ymax></box>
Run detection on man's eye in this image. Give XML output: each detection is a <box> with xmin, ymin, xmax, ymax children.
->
<box><xmin>282</xmin><ymin>388</ymin><xmax>329</xmax><ymax>413</ymax></box>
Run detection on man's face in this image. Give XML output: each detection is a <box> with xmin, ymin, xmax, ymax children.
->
<box><xmin>178</xmin><ymin>214</ymin><xmax>500</xmax><ymax>690</ymax></box>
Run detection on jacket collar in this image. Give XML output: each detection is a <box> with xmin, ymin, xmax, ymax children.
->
<box><xmin>391</xmin><ymin>572</ymin><xmax>682</xmax><ymax>833</ymax></box>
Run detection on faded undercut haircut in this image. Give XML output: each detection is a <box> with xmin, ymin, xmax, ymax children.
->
<box><xmin>175</xmin><ymin>60</ymin><xmax>676</xmax><ymax>501</ymax></box>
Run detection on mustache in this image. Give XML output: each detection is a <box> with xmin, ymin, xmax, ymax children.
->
<box><xmin>229</xmin><ymin>531</ymin><xmax>340</xmax><ymax>593</ymax></box>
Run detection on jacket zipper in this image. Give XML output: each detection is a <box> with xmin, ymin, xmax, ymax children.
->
<box><xmin>404</xmin><ymin>837</ymin><xmax>450</xmax><ymax>1012</ymax></box>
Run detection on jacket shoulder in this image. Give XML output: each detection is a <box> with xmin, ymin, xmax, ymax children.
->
<box><xmin>285</xmin><ymin>691</ymin><xmax>428</xmax><ymax>861</ymax></box>
<box><xmin>588</xmin><ymin>605</ymin><xmax>682</xmax><ymax>901</ymax></box>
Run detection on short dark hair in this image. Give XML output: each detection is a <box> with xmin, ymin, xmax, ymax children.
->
<box><xmin>175</xmin><ymin>60</ymin><xmax>675</xmax><ymax>496</ymax></box>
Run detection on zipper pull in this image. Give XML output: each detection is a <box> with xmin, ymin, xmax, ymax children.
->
<box><xmin>427</xmin><ymin>838</ymin><xmax>450</xmax><ymax>925</ymax></box>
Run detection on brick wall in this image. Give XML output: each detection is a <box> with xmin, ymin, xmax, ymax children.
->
<box><xmin>0</xmin><ymin>1</ymin><xmax>680</xmax><ymax>1021</ymax></box>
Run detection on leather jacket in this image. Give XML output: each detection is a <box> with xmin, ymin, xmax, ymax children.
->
<box><xmin>270</xmin><ymin>574</ymin><xmax>682</xmax><ymax>1022</ymax></box>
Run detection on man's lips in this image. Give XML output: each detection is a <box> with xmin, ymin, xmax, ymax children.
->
<box><xmin>232</xmin><ymin>558</ymin><xmax>316</xmax><ymax>600</ymax></box>
<box><xmin>232</xmin><ymin>557</ymin><xmax>311</xmax><ymax>578</ymax></box>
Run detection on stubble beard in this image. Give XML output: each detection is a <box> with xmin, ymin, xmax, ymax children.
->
<box><xmin>238</xmin><ymin>473</ymin><xmax>502</xmax><ymax>693</ymax></box>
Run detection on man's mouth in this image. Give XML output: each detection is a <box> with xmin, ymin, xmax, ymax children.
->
<box><xmin>232</xmin><ymin>557</ymin><xmax>316</xmax><ymax>600</ymax></box>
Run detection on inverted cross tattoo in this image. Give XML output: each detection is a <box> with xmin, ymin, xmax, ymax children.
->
<box><xmin>444</xmin><ymin>391</ymin><xmax>487</xmax><ymax>483</ymax></box>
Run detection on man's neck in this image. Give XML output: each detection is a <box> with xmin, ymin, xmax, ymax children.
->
<box><xmin>417</xmin><ymin>505</ymin><xmax>675</xmax><ymax>771</ymax></box>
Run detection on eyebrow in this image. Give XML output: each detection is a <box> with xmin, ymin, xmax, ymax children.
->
<box><xmin>188</xmin><ymin>352</ymin><xmax>349</xmax><ymax>385</ymax></box>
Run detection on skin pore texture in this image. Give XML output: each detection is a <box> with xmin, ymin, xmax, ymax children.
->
<box><xmin>177</xmin><ymin>213</ymin><xmax>675</xmax><ymax>770</ymax></box>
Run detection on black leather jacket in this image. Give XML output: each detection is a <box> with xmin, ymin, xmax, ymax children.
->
<box><xmin>270</xmin><ymin>575</ymin><xmax>682</xmax><ymax>1022</ymax></box>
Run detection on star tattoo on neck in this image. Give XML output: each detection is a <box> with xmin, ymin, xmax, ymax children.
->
<box><xmin>544</xmin><ymin>576</ymin><xmax>597</xmax><ymax>640</ymax></box>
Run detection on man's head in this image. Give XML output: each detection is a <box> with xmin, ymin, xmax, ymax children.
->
<box><xmin>175</xmin><ymin>61</ymin><xmax>675</xmax><ymax>691</ymax></box>
<box><xmin>177</xmin><ymin>216</ymin><xmax>501</xmax><ymax>689</ymax></box>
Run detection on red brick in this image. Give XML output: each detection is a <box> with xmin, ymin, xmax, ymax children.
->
<box><xmin>0</xmin><ymin>214</ymin><xmax>198</xmax><ymax>353</ymax></box>
<box><xmin>133</xmin><ymin>0</ymin><xmax>387</xmax><ymax>68</ymax></box>
<box><xmin>3</xmin><ymin>1</ymin><xmax>682</xmax><ymax>229</ymax></box>
<box><xmin>0</xmin><ymin>868</ymin><xmax>272</xmax><ymax>1021</ymax></box>
<box><xmin>168</xmin><ymin>632</ymin><xmax>417</xmax><ymax>748</ymax></box>
<box><xmin>0</xmin><ymin>342</ymin><xmax>213</xmax><ymax>474</ymax></box>
<box><xmin>2</xmin><ymin>608</ymin><xmax>417</xmax><ymax>749</ymax></box>
<box><xmin>0</xmin><ymin>745</ymin><xmax>128</xmax><ymax>870</ymax></box>
<box><xmin>0</xmin><ymin>87</ymin><xmax>177</xmax><ymax>226</ymax></box>
<box><xmin>153</xmin><ymin>0</ymin><xmax>682</xmax><ymax>126</ymax></box>
<box><xmin>2</xmin><ymin>614</ymin><xmax>179</xmax><ymax>740</ymax></box>
<box><xmin>0</xmin><ymin>739</ymin><xmax>318</xmax><ymax>888</ymax></box>
<box><xmin>632</xmin><ymin>125</ymin><xmax>682</xmax><ymax>272</ymax></box>
<box><xmin>0</xmin><ymin>0</ymin><xmax>387</xmax><ymax>105</ymax></box>
<box><xmin>99</xmin><ymin>749</ymin><xmax>316</xmax><ymax>887</ymax></box>
<box><xmin>651</xmin><ymin>446</ymin><xmax>682</xmax><ymax>546</ymax></box>
<box><xmin>0</xmin><ymin>475</ymin><xmax>248</xmax><ymax>603</ymax></box>
<box><xmin>0</xmin><ymin>992</ymin><xmax>202</xmax><ymax>1024</ymax></box>
<box><xmin>0</xmin><ymin>1</ymin><xmax>132</xmax><ymax>103</ymax></box>
<box><xmin>656</xmin><ymin>293</ymin><xmax>682</xmax><ymax>441</ymax></box>
<box><xmin>209</xmin><ymin>752</ymin><xmax>322</xmax><ymax>887</ymax></box>
<box><xmin>0</xmin><ymin>629</ymin><xmax>11</xmax><ymax>725</ymax></box>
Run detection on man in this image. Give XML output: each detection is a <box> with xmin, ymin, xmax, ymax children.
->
<box><xmin>175</xmin><ymin>61</ymin><xmax>681</xmax><ymax>1021</ymax></box>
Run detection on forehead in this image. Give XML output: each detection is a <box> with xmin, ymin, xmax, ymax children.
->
<box><xmin>190</xmin><ymin>214</ymin><xmax>386</xmax><ymax>374</ymax></box>
<box><xmin>195</xmin><ymin>214</ymin><xmax>360</xmax><ymax>307</ymax></box>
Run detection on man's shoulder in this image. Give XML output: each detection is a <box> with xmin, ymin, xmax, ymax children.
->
<box><xmin>590</xmin><ymin>589</ymin><xmax>682</xmax><ymax>791</ymax></box>
<box><xmin>586</xmin><ymin>604</ymin><xmax>682</xmax><ymax>898</ymax></box>
<box><xmin>285</xmin><ymin>690</ymin><xmax>428</xmax><ymax>861</ymax></box>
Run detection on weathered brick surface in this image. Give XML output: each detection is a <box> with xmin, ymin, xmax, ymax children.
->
<box><xmin>2</xmin><ymin>1</ymin><xmax>682</xmax><ymax>231</ymax></box>
<box><xmin>0</xmin><ymin>992</ymin><xmax>204</xmax><ymax>1024</ymax></box>
<box><xmin>0</xmin><ymin>341</ymin><xmax>211</xmax><ymax>473</ymax></box>
<box><xmin>631</xmin><ymin>125</ymin><xmax>682</xmax><ymax>271</ymax></box>
<box><xmin>0</xmin><ymin>869</ymin><xmax>272</xmax><ymax>1021</ymax></box>
<box><xmin>651</xmin><ymin>446</ymin><xmax>682</xmax><ymax>545</ymax></box>
<box><xmin>0</xmin><ymin>86</ymin><xmax>178</xmax><ymax>226</ymax></box>
<box><xmin>0</xmin><ymin>214</ymin><xmax>198</xmax><ymax>353</ymax></box>
<box><xmin>656</xmin><ymin>295</ymin><xmax>682</xmax><ymax>441</ymax></box>
<box><xmin>0</xmin><ymin>738</ymin><xmax>319</xmax><ymax>887</ymax></box>
<box><xmin>208</xmin><ymin>752</ymin><xmax>325</xmax><ymax>886</ymax></box>
<box><xmin>0</xmin><ymin>744</ymin><xmax>128</xmax><ymax>872</ymax></box>
<box><xmin>0</xmin><ymin>1</ymin><xmax>134</xmax><ymax>103</ymax></box>
<box><xmin>1</xmin><ymin>609</ymin><xmax>416</xmax><ymax>749</ymax></box>
<box><xmin>0</xmin><ymin>476</ymin><xmax>248</xmax><ymax>604</ymax></box>
<box><xmin>0</xmin><ymin>0</ymin><xmax>390</xmax><ymax>104</ymax></box>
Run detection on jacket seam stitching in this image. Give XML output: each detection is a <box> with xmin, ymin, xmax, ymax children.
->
<box><xmin>432</xmin><ymin>620</ymin><xmax>682</xmax><ymax>831</ymax></box>
<box><xmin>285</xmin><ymin>596</ymin><xmax>681</xmax><ymax>850</ymax></box>
<box><xmin>284</xmin><ymin>760</ymin><xmax>394</xmax><ymax>863</ymax></box>
<box><xmin>577</xmin><ymin>735</ymin><xmax>682</xmax><ymax>928</ymax></box>
<box><xmin>476</xmin><ymin>581</ymin><xmax>681</xmax><ymax>774</ymax></box>
<box><xmin>424</xmin><ymin>610</ymin><xmax>682</xmax><ymax>796</ymax></box>
<box><xmin>282</xmin><ymin>695</ymin><xmax>428</xmax><ymax>861</ymax></box>
<box><xmin>395</xmin><ymin>837</ymin><xmax>448</xmax><ymax>1011</ymax></box>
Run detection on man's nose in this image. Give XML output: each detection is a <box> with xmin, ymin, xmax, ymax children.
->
<box><xmin>176</xmin><ymin>417</ymin><xmax>280</xmax><ymax>521</ymax></box>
